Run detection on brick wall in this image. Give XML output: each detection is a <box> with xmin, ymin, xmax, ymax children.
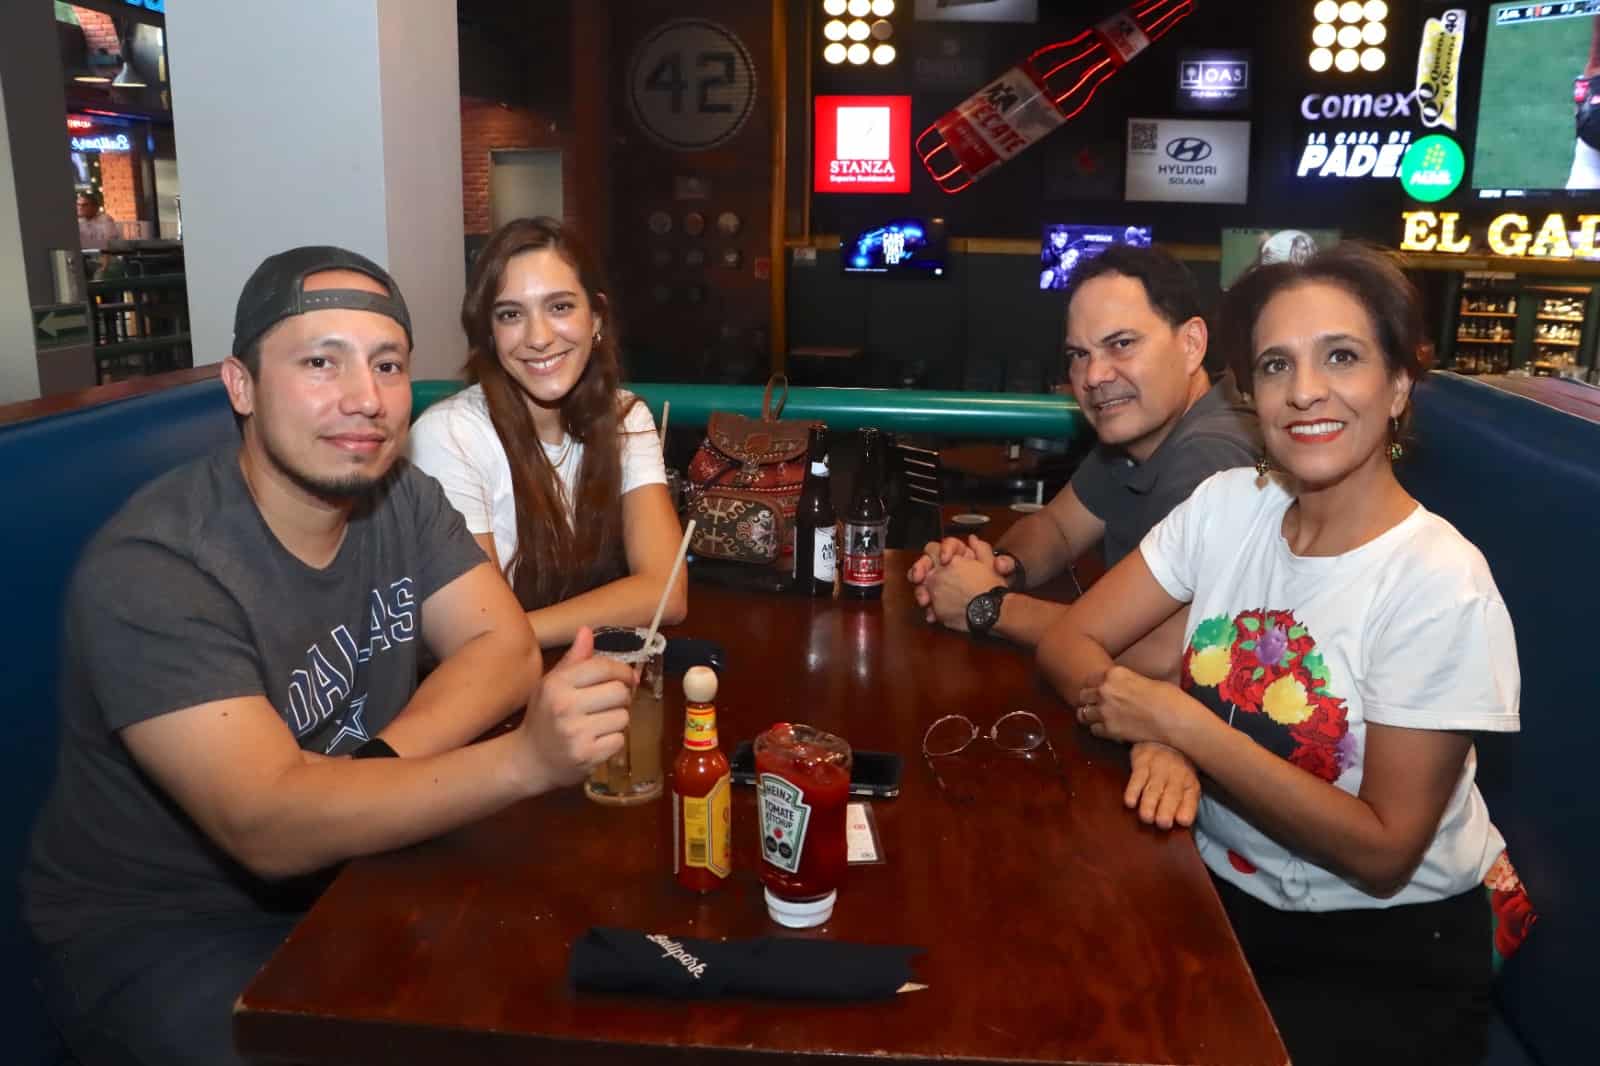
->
<box><xmin>98</xmin><ymin>150</ymin><xmax>139</xmax><ymax>228</ymax></box>
<box><xmin>459</xmin><ymin>96</ymin><xmax>575</xmax><ymax>235</ymax></box>
<box><xmin>70</xmin><ymin>5</ymin><xmax>121</xmax><ymax>60</ymax></box>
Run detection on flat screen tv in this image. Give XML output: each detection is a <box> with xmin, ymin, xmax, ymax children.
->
<box><xmin>1039</xmin><ymin>224</ymin><xmax>1152</xmax><ymax>290</ymax></box>
<box><xmin>1219</xmin><ymin>228</ymin><xmax>1341</xmax><ymax>290</ymax></box>
<box><xmin>841</xmin><ymin>218</ymin><xmax>947</xmax><ymax>277</ymax></box>
<box><xmin>1474</xmin><ymin>2</ymin><xmax>1600</xmax><ymax>197</ymax></box>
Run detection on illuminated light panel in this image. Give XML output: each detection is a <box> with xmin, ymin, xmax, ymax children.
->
<box><xmin>1363</xmin><ymin>21</ymin><xmax>1386</xmax><ymax>46</ymax></box>
<box><xmin>1339</xmin><ymin>1</ymin><xmax>1362</xmax><ymax>22</ymax></box>
<box><xmin>824</xmin><ymin>19</ymin><xmax>846</xmax><ymax>41</ymax></box>
<box><xmin>1314</xmin><ymin>0</ymin><xmax>1339</xmax><ymax>22</ymax></box>
<box><xmin>1312</xmin><ymin>24</ymin><xmax>1336</xmax><ymax>47</ymax></box>
<box><xmin>871</xmin><ymin>0</ymin><xmax>895</xmax><ymax>15</ymax></box>
<box><xmin>1337</xmin><ymin>24</ymin><xmax>1361</xmax><ymax>48</ymax></box>
<box><xmin>847</xmin><ymin>42</ymin><xmax>870</xmax><ymax>64</ymax></box>
<box><xmin>1335</xmin><ymin>47</ymin><xmax>1359</xmax><ymax>71</ymax></box>
<box><xmin>1309</xmin><ymin>47</ymin><xmax>1333</xmax><ymax>72</ymax></box>
<box><xmin>847</xmin><ymin>19</ymin><xmax>869</xmax><ymax>41</ymax></box>
<box><xmin>823</xmin><ymin>0</ymin><xmax>846</xmax><ymax>15</ymax></box>
<box><xmin>871</xmin><ymin>18</ymin><xmax>892</xmax><ymax>40</ymax></box>
<box><xmin>1364</xmin><ymin>0</ymin><xmax>1387</xmax><ymax>21</ymax></box>
<box><xmin>1360</xmin><ymin>46</ymin><xmax>1385</xmax><ymax>71</ymax></box>
<box><xmin>848</xmin><ymin>0</ymin><xmax>870</xmax><ymax>16</ymax></box>
<box><xmin>873</xmin><ymin>43</ymin><xmax>896</xmax><ymax>65</ymax></box>
<box><xmin>824</xmin><ymin>42</ymin><xmax>847</xmax><ymax>64</ymax></box>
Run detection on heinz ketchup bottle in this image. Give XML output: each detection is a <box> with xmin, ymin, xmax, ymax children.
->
<box><xmin>754</xmin><ymin>723</ymin><xmax>851</xmax><ymax>928</ymax></box>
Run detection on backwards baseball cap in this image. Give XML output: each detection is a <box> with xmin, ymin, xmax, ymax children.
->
<box><xmin>232</xmin><ymin>245</ymin><xmax>413</xmax><ymax>356</ymax></box>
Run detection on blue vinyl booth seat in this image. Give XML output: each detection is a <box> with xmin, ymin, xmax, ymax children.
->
<box><xmin>0</xmin><ymin>371</ymin><xmax>1592</xmax><ymax>1065</ymax></box>
<box><xmin>1398</xmin><ymin>373</ymin><xmax>1600</xmax><ymax>1066</ymax></box>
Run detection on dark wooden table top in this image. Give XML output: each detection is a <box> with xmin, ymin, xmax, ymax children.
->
<box><xmin>235</xmin><ymin>551</ymin><xmax>1285</xmax><ymax>1066</ymax></box>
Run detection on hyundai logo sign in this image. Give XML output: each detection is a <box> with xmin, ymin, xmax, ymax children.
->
<box><xmin>1165</xmin><ymin>137</ymin><xmax>1213</xmax><ymax>162</ymax></box>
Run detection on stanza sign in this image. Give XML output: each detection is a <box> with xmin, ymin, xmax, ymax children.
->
<box><xmin>815</xmin><ymin>96</ymin><xmax>912</xmax><ymax>194</ymax></box>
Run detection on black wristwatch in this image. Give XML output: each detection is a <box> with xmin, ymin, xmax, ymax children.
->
<box><xmin>993</xmin><ymin>549</ymin><xmax>1027</xmax><ymax>591</ymax></box>
<box><xmin>352</xmin><ymin>737</ymin><xmax>399</xmax><ymax>759</ymax></box>
<box><xmin>966</xmin><ymin>585</ymin><xmax>1012</xmax><ymax>637</ymax></box>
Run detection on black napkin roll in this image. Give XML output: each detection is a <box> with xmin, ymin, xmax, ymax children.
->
<box><xmin>569</xmin><ymin>926</ymin><xmax>922</xmax><ymax>1001</ymax></box>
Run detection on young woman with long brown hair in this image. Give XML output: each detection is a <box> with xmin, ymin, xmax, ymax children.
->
<box><xmin>410</xmin><ymin>217</ymin><xmax>686</xmax><ymax>646</ymax></box>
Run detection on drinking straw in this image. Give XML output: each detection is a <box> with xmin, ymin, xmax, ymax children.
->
<box><xmin>658</xmin><ymin>400</ymin><xmax>670</xmax><ymax>446</ymax></box>
<box><xmin>642</xmin><ymin>519</ymin><xmax>695</xmax><ymax>655</ymax></box>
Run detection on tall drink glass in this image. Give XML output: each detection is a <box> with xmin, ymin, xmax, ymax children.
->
<box><xmin>584</xmin><ymin>626</ymin><xmax>667</xmax><ymax>806</ymax></box>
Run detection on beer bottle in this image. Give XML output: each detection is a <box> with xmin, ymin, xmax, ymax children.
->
<box><xmin>793</xmin><ymin>424</ymin><xmax>836</xmax><ymax>597</ymax></box>
<box><xmin>842</xmin><ymin>428</ymin><xmax>887</xmax><ymax>600</ymax></box>
<box><xmin>673</xmin><ymin>667</ymin><xmax>731</xmax><ymax>893</ymax></box>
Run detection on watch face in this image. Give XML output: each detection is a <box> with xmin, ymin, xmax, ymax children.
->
<box><xmin>966</xmin><ymin>590</ymin><xmax>1002</xmax><ymax>634</ymax></box>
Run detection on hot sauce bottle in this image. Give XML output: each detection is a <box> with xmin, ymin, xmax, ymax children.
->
<box><xmin>672</xmin><ymin>666</ymin><xmax>731</xmax><ymax>892</ymax></box>
<box><xmin>755</xmin><ymin>722</ymin><xmax>852</xmax><ymax>927</ymax></box>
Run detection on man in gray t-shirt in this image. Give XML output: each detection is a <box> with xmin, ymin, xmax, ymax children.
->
<box><xmin>910</xmin><ymin>245</ymin><xmax>1260</xmax><ymax>653</ymax></box>
<box><xmin>22</xmin><ymin>246</ymin><xmax>639</xmax><ymax>1066</ymax></box>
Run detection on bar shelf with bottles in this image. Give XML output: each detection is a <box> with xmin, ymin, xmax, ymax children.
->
<box><xmin>1452</xmin><ymin>284</ymin><xmax>1517</xmax><ymax>376</ymax></box>
<box><xmin>1526</xmin><ymin>286</ymin><xmax>1592</xmax><ymax>379</ymax></box>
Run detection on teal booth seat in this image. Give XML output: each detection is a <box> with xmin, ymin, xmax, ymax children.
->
<box><xmin>413</xmin><ymin>379</ymin><xmax>1084</xmax><ymax>440</ymax></box>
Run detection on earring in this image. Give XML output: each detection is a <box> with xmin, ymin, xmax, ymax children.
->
<box><xmin>1388</xmin><ymin>417</ymin><xmax>1404</xmax><ymax>461</ymax></box>
<box><xmin>1255</xmin><ymin>454</ymin><xmax>1271</xmax><ymax>477</ymax></box>
<box><xmin>592</xmin><ymin>326</ymin><xmax>603</xmax><ymax>345</ymax></box>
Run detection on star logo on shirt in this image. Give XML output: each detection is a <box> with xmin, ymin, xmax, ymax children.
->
<box><xmin>321</xmin><ymin>695</ymin><xmax>371</xmax><ymax>755</ymax></box>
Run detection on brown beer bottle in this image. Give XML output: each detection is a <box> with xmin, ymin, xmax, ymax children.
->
<box><xmin>841</xmin><ymin>428</ymin><xmax>887</xmax><ymax>600</ymax></box>
<box><xmin>673</xmin><ymin>667</ymin><xmax>731</xmax><ymax>893</ymax></box>
<box><xmin>793</xmin><ymin>425</ymin><xmax>836</xmax><ymax>597</ymax></box>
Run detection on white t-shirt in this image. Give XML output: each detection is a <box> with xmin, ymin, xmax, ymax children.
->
<box><xmin>408</xmin><ymin>383</ymin><xmax>666</xmax><ymax>577</ymax></box>
<box><xmin>1140</xmin><ymin>467</ymin><xmax>1520</xmax><ymax>912</ymax></box>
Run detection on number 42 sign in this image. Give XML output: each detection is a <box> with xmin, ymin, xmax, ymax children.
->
<box><xmin>629</xmin><ymin>19</ymin><xmax>758</xmax><ymax>152</ymax></box>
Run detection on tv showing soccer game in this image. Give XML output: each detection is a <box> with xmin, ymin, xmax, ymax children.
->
<box><xmin>840</xmin><ymin>218</ymin><xmax>948</xmax><ymax>278</ymax></box>
<box><xmin>1038</xmin><ymin>224</ymin><xmax>1152</xmax><ymax>291</ymax></box>
<box><xmin>1474</xmin><ymin>2</ymin><xmax>1600</xmax><ymax>196</ymax></box>
<box><xmin>1219</xmin><ymin>228</ymin><xmax>1341</xmax><ymax>290</ymax></box>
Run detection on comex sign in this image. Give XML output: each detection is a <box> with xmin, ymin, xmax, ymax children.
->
<box><xmin>1297</xmin><ymin>89</ymin><xmax>1418</xmax><ymax>181</ymax></box>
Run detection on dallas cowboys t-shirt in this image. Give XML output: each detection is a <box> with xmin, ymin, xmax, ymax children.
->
<box><xmin>1140</xmin><ymin>467</ymin><xmax>1520</xmax><ymax>912</ymax></box>
<box><xmin>23</xmin><ymin>445</ymin><xmax>486</xmax><ymax>946</ymax></box>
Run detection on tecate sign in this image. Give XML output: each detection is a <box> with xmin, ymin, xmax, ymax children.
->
<box><xmin>1126</xmin><ymin>118</ymin><xmax>1249</xmax><ymax>203</ymax></box>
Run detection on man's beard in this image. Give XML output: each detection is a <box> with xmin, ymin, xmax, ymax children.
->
<box><xmin>263</xmin><ymin>433</ymin><xmax>387</xmax><ymax>501</ymax></box>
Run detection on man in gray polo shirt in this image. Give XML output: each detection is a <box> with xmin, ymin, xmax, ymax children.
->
<box><xmin>909</xmin><ymin>244</ymin><xmax>1260</xmax><ymax>657</ymax></box>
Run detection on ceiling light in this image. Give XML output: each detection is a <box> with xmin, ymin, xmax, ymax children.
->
<box><xmin>847</xmin><ymin>19</ymin><xmax>869</xmax><ymax>41</ymax></box>
<box><xmin>1360</xmin><ymin>47</ymin><xmax>1385</xmax><ymax>71</ymax></box>
<box><xmin>871</xmin><ymin>19</ymin><xmax>893</xmax><ymax>40</ymax></box>
<box><xmin>823</xmin><ymin>0</ymin><xmax>846</xmax><ymax>15</ymax></box>
<box><xmin>1362</xmin><ymin>21</ymin><xmax>1386</xmax><ymax>45</ymax></box>
<box><xmin>871</xmin><ymin>0</ymin><xmax>895</xmax><ymax>15</ymax></box>
<box><xmin>847</xmin><ymin>42</ymin><xmax>870</xmax><ymax>65</ymax></box>
<box><xmin>824</xmin><ymin>42</ymin><xmax>847</xmax><ymax>64</ymax></box>
<box><xmin>73</xmin><ymin>73</ymin><xmax>110</xmax><ymax>84</ymax></box>
<box><xmin>1312</xmin><ymin>24</ymin><xmax>1336</xmax><ymax>47</ymax></box>
<box><xmin>1339</xmin><ymin>1</ymin><xmax>1363</xmax><ymax>22</ymax></box>
<box><xmin>1335</xmin><ymin>47</ymin><xmax>1359</xmax><ymax>71</ymax></box>
<box><xmin>1337</xmin><ymin>25</ymin><xmax>1361</xmax><ymax>48</ymax></box>
<box><xmin>873</xmin><ymin>43</ymin><xmax>896</xmax><ymax>65</ymax></box>
<box><xmin>1309</xmin><ymin>48</ymin><xmax>1333</xmax><ymax>72</ymax></box>
<box><xmin>824</xmin><ymin>19</ymin><xmax>846</xmax><ymax>41</ymax></box>
<box><xmin>1363</xmin><ymin>0</ymin><xmax>1388</xmax><ymax>21</ymax></box>
<box><xmin>1314</xmin><ymin>0</ymin><xmax>1339</xmax><ymax>22</ymax></box>
<box><xmin>848</xmin><ymin>0</ymin><xmax>871</xmax><ymax>16</ymax></box>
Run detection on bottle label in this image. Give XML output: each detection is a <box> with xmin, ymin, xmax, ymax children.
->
<box><xmin>813</xmin><ymin>526</ymin><xmax>837</xmax><ymax>583</ymax></box>
<box><xmin>1095</xmin><ymin>12</ymin><xmax>1150</xmax><ymax>65</ymax></box>
<box><xmin>841</xmin><ymin>521</ymin><xmax>885</xmax><ymax>588</ymax></box>
<box><xmin>934</xmin><ymin>63</ymin><xmax>1066</xmax><ymax>180</ymax></box>
<box><xmin>684</xmin><ymin>707</ymin><xmax>718</xmax><ymax>751</ymax></box>
<box><xmin>680</xmin><ymin>775</ymin><xmax>731</xmax><ymax>877</ymax></box>
<box><xmin>758</xmin><ymin>772</ymin><xmax>811</xmax><ymax>875</ymax></box>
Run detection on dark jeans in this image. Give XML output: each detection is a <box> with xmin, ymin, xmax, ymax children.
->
<box><xmin>33</xmin><ymin>913</ymin><xmax>299</xmax><ymax>1066</ymax></box>
<box><xmin>1213</xmin><ymin>874</ymin><xmax>1492</xmax><ymax>1066</ymax></box>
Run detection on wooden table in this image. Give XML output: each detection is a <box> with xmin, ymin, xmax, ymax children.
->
<box><xmin>235</xmin><ymin>552</ymin><xmax>1285</xmax><ymax>1066</ymax></box>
